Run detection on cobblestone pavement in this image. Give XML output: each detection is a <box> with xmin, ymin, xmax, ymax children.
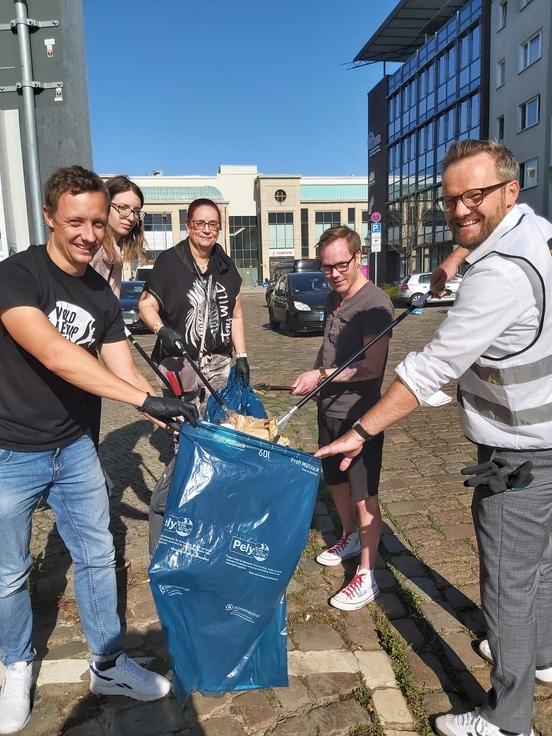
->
<box><xmin>5</xmin><ymin>289</ymin><xmax>551</xmax><ymax>735</ymax></box>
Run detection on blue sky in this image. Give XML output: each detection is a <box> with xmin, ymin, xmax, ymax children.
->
<box><xmin>83</xmin><ymin>0</ymin><xmax>400</xmax><ymax>177</ymax></box>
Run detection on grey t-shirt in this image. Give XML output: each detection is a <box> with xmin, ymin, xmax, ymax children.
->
<box><xmin>315</xmin><ymin>281</ymin><xmax>394</xmax><ymax>420</ymax></box>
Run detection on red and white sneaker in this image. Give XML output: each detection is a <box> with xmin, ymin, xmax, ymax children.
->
<box><xmin>316</xmin><ymin>531</ymin><xmax>360</xmax><ymax>566</ymax></box>
<box><xmin>329</xmin><ymin>567</ymin><xmax>380</xmax><ymax>611</ymax></box>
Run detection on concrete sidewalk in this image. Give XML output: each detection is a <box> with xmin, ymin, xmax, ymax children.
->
<box><xmin>8</xmin><ymin>291</ymin><xmax>551</xmax><ymax>735</ymax></box>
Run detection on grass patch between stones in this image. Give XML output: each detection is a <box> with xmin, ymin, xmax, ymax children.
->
<box><xmin>370</xmin><ymin>605</ymin><xmax>433</xmax><ymax>736</ymax></box>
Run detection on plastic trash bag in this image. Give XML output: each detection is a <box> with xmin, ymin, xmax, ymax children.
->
<box><xmin>149</xmin><ymin>421</ymin><xmax>320</xmax><ymax>695</ymax></box>
<box><xmin>204</xmin><ymin>367</ymin><xmax>267</xmax><ymax>423</ymax></box>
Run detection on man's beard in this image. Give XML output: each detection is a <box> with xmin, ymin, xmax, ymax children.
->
<box><xmin>449</xmin><ymin>195</ymin><xmax>508</xmax><ymax>250</ymax></box>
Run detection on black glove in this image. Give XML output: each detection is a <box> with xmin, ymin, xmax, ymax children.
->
<box><xmin>158</xmin><ymin>325</ymin><xmax>185</xmax><ymax>357</ymax></box>
<box><xmin>235</xmin><ymin>357</ymin><xmax>250</xmax><ymax>386</ymax></box>
<box><xmin>139</xmin><ymin>394</ymin><xmax>198</xmax><ymax>425</ymax></box>
<box><xmin>461</xmin><ymin>455</ymin><xmax>533</xmax><ymax>493</ymax></box>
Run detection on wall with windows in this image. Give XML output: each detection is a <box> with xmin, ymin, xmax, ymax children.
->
<box><xmin>489</xmin><ymin>0</ymin><xmax>552</xmax><ymax>217</ymax></box>
<box><xmin>382</xmin><ymin>0</ymin><xmax>486</xmax><ymax>275</ymax></box>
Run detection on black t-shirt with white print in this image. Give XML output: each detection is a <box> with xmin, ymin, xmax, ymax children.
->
<box><xmin>0</xmin><ymin>244</ymin><xmax>125</xmax><ymax>451</ymax></box>
<box><xmin>145</xmin><ymin>238</ymin><xmax>242</xmax><ymax>362</ymax></box>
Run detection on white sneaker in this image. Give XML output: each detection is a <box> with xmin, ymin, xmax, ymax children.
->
<box><xmin>316</xmin><ymin>531</ymin><xmax>360</xmax><ymax>566</ymax></box>
<box><xmin>329</xmin><ymin>568</ymin><xmax>380</xmax><ymax>611</ymax></box>
<box><xmin>0</xmin><ymin>661</ymin><xmax>32</xmax><ymax>735</ymax></box>
<box><xmin>435</xmin><ymin>709</ymin><xmax>534</xmax><ymax>736</ymax></box>
<box><xmin>478</xmin><ymin>639</ymin><xmax>552</xmax><ymax>685</ymax></box>
<box><xmin>89</xmin><ymin>653</ymin><xmax>170</xmax><ymax>701</ymax></box>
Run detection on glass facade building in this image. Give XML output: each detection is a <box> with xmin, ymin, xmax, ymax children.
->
<box><xmin>362</xmin><ymin>0</ymin><xmax>489</xmax><ymax>279</ymax></box>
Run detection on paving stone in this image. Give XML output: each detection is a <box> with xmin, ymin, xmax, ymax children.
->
<box><xmin>458</xmin><ymin>668</ymin><xmax>491</xmax><ymax>706</ymax></box>
<box><xmin>342</xmin><ymin>609</ymin><xmax>381</xmax><ymax>650</ymax></box>
<box><xmin>441</xmin><ymin>632</ymin><xmax>487</xmax><ymax>671</ymax></box>
<box><xmin>189</xmin><ymin>692</ymin><xmax>233</xmax><ymax>720</ymax></box>
<box><xmin>372</xmin><ymin>688</ymin><xmax>414</xmax><ymax>727</ymax></box>
<box><xmin>376</xmin><ymin>592</ymin><xmax>406</xmax><ymax>619</ymax></box>
<box><xmin>113</xmin><ymin>699</ymin><xmax>188</xmax><ymax>734</ymax></box>
<box><xmin>234</xmin><ymin>689</ymin><xmax>278</xmax><ymax>732</ymax></box>
<box><xmin>459</xmin><ymin>608</ymin><xmax>486</xmax><ymax>635</ymax></box>
<box><xmin>288</xmin><ymin>650</ymin><xmax>358</xmax><ymax>676</ymax></box>
<box><xmin>385</xmin><ymin>500</ymin><xmax>425</xmax><ymax>516</ymax></box>
<box><xmin>312</xmin><ymin>699</ymin><xmax>372</xmax><ymax>734</ymax></box>
<box><xmin>373</xmin><ymin>568</ymin><xmax>396</xmax><ymax>591</ymax></box>
<box><xmin>406</xmin><ymin>650</ymin><xmax>451</xmax><ymax>692</ymax></box>
<box><xmin>440</xmin><ymin>523</ymin><xmax>476</xmax><ymax>540</ymax></box>
<box><xmin>402</xmin><ymin>576</ymin><xmax>441</xmax><ymax>602</ymax></box>
<box><xmin>199</xmin><ymin>717</ymin><xmax>249</xmax><ymax>736</ymax></box>
<box><xmin>390</xmin><ymin>618</ymin><xmax>426</xmax><ymax>651</ymax></box>
<box><xmin>355</xmin><ymin>650</ymin><xmax>396</xmax><ymax>689</ymax></box>
<box><xmin>306</xmin><ymin>672</ymin><xmax>361</xmax><ymax>702</ymax></box>
<box><xmin>418</xmin><ymin>600</ymin><xmax>463</xmax><ymax>634</ymax></box>
<box><xmin>292</xmin><ymin>622</ymin><xmax>344</xmax><ymax>651</ymax></box>
<box><xmin>534</xmin><ymin>698</ymin><xmax>552</xmax><ymax>736</ymax></box>
<box><xmin>423</xmin><ymin>691</ymin><xmax>465</xmax><ymax>718</ymax></box>
<box><xmin>275</xmin><ymin>676</ymin><xmax>311</xmax><ymax>713</ymax></box>
<box><xmin>391</xmin><ymin>555</ymin><xmax>426</xmax><ymax>578</ymax></box>
<box><xmin>442</xmin><ymin>584</ymin><xmax>479</xmax><ymax>610</ymax></box>
<box><xmin>380</xmin><ymin>534</ymin><xmax>408</xmax><ymax>554</ymax></box>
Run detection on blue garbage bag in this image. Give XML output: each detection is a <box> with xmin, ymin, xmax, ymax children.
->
<box><xmin>149</xmin><ymin>421</ymin><xmax>320</xmax><ymax>695</ymax></box>
<box><xmin>204</xmin><ymin>367</ymin><xmax>266</xmax><ymax>423</ymax></box>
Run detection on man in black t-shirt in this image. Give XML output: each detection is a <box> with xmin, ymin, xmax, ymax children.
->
<box><xmin>0</xmin><ymin>167</ymin><xmax>197</xmax><ymax>734</ymax></box>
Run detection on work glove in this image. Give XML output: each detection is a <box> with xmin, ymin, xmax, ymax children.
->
<box><xmin>139</xmin><ymin>394</ymin><xmax>199</xmax><ymax>425</ymax></box>
<box><xmin>158</xmin><ymin>325</ymin><xmax>185</xmax><ymax>357</ymax></box>
<box><xmin>235</xmin><ymin>356</ymin><xmax>250</xmax><ymax>386</ymax></box>
<box><xmin>461</xmin><ymin>455</ymin><xmax>533</xmax><ymax>493</ymax></box>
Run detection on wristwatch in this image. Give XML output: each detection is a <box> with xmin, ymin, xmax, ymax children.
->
<box><xmin>317</xmin><ymin>368</ymin><xmax>328</xmax><ymax>385</ymax></box>
<box><xmin>352</xmin><ymin>423</ymin><xmax>375</xmax><ymax>443</ymax></box>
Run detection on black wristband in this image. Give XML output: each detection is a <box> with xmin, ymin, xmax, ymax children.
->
<box><xmin>352</xmin><ymin>423</ymin><xmax>374</xmax><ymax>442</ymax></box>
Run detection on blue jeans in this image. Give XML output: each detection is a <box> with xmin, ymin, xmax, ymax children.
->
<box><xmin>0</xmin><ymin>435</ymin><xmax>123</xmax><ymax>665</ymax></box>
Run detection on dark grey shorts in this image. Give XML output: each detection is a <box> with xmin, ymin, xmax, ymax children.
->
<box><xmin>317</xmin><ymin>412</ymin><xmax>383</xmax><ymax>500</ymax></box>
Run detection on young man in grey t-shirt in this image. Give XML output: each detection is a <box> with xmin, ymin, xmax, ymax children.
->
<box><xmin>292</xmin><ymin>226</ymin><xmax>393</xmax><ymax>610</ymax></box>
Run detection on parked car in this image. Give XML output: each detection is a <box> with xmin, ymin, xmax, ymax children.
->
<box><xmin>268</xmin><ymin>271</ymin><xmax>329</xmax><ymax>335</ymax></box>
<box><xmin>265</xmin><ymin>258</ymin><xmax>321</xmax><ymax>304</ymax></box>
<box><xmin>134</xmin><ymin>264</ymin><xmax>154</xmax><ymax>281</ymax></box>
<box><xmin>119</xmin><ymin>280</ymin><xmax>149</xmax><ymax>331</ymax></box>
<box><xmin>398</xmin><ymin>272</ymin><xmax>463</xmax><ymax>306</ymax></box>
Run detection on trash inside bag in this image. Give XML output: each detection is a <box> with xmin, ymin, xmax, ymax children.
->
<box><xmin>204</xmin><ymin>366</ymin><xmax>267</xmax><ymax>423</ymax></box>
<box><xmin>149</xmin><ymin>421</ymin><xmax>320</xmax><ymax>695</ymax></box>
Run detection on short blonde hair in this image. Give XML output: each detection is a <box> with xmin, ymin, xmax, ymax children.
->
<box><xmin>443</xmin><ymin>139</ymin><xmax>519</xmax><ymax>181</ymax></box>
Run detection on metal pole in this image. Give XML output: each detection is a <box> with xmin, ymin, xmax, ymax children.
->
<box><xmin>14</xmin><ymin>0</ymin><xmax>46</xmax><ymax>243</ymax></box>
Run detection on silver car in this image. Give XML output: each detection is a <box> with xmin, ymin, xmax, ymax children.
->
<box><xmin>398</xmin><ymin>272</ymin><xmax>462</xmax><ymax>305</ymax></box>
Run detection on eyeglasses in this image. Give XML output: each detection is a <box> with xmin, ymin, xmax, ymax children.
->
<box><xmin>189</xmin><ymin>220</ymin><xmax>221</xmax><ymax>232</ymax></box>
<box><xmin>436</xmin><ymin>181</ymin><xmax>512</xmax><ymax>213</ymax></box>
<box><xmin>110</xmin><ymin>202</ymin><xmax>144</xmax><ymax>220</ymax></box>
<box><xmin>320</xmin><ymin>252</ymin><xmax>356</xmax><ymax>275</ymax></box>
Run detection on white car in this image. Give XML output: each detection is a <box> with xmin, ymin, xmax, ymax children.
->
<box><xmin>398</xmin><ymin>272</ymin><xmax>462</xmax><ymax>305</ymax></box>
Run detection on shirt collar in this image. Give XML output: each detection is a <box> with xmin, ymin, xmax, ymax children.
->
<box><xmin>465</xmin><ymin>204</ymin><xmax>532</xmax><ymax>264</ymax></box>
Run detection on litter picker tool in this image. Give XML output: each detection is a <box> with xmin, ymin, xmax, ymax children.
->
<box><xmin>173</xmin><ymin>339</ymin><xmax>230</xmax><ymax>417</ymax></box>
<box><xmin>275</xmin><ymin>291</ymin><xmax>432</xmax><ymax>433</ymax></box>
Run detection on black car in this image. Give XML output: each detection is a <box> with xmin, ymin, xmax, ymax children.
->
<box><xmin>268</xmin><ymin>271</ymin><xmax>329</xmax><ymax>335</ymax></box>
<box><xmin>265</xmin><ymin>258</ymin><xmax>321</xmax><ymax>305</ymax></box>
<box><xmin>119</xmin><ymin>280</ymin><xmax>148</xmax><ymax>332</ymax></box>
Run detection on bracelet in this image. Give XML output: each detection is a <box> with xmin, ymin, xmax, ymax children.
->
<box><xmin>235</xmin><ymin>352</ymin><xmax>248</xmax><ymax>358</ymax></box>
<box><xmin>352</xmin><ymin>423</ymin><xmax>374</xmax><ymax>442</ymax></box>
<box><xmin>317</xmin><ymin>368</ymin><xmax>328</xmax><ymax>386</ymax></box>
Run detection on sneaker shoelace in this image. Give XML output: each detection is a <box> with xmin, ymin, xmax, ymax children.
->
<box><xmin>342</xmin><ymin>571</ymin><xmax>366</xmax><ymax>598</ymax></box>
<box><xmin>330</xmin><ymin>533</ymin><xmax>355</xmax><ymax>554</ymax></box>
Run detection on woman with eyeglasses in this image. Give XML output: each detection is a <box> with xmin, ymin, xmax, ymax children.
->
<box><xmin>139</xmin><ymin>198</ymin><xmax>249</xmax><ymax>414</ymax></box>
<box><xmin>90</xmin><ymin>175</ymin><xmax>148</xmax><ymax>298</ymax></box>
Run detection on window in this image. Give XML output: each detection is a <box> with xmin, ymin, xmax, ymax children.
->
<box><xmin>143</xmin><ymin>213</ymin><xmax>173</xmax><ymax>253</ymax></box>
<box><xmin>315</xmin><ymin>211</ymin><xmax>341</xmax><ymax>242</ymax></box>
<box><xmin>274</xmin><ymin>189</ymin><xmax>287</xmax><ymax>203</ymax></box>
<box><xmin>268</xmin><ymin>212</ymin><xmax>294</xmax><ymax>254</ymax></box>
<box><xmin>520</xmin><ymin>31</ymin><xmax>542</xmax><ymax>71</ymax></box>
<box><xmin>519</xmin><ymin>157</ymin><xmax>538</xmax><ymax>189</ymax></box>
<box><xmin>347</xmin><ymin>208</ymin><xmax>355</xmax><ymax>229</ymax></box>
<box><xmin>229</xmin><ymin>216</ymin><xmax>258</xmax><ymax>269</ymax></box>
<box><xmin>178</xmin><ymin>208</ymin><xmax>188</xmax><ymax>238</ymax></box>
<box><xmin>497</xmin><ymin>115</ymin><xmax>505</xmax><ymax>140</ymax></box>
<box><xmin>301</xmin><ymin>208</ymin><xmax>309</xmax><ymax>257</ymax></box>
<box><xmin>496</xmin><ymin>59</ymin><xmax>505</xmax><ymax>88</ymax></box>
<box><xmin>498</xmin><ymin>1</ymin><xmax>507</xmax><ymax>29</ymax></box>
<box><xmin>519</xmin><ymin>95</ymin><xmax>540</xmax><ymax>130</ymax></box>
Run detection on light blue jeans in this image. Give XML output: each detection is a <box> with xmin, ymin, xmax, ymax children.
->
<box><xmin>0</xmin><ymin>434</ymin><xmax>123</xmax><ymax>665</ymax></box>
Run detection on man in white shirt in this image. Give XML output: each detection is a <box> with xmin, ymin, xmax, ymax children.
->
<box><xmin>316</xmin><ymin>140</ymin><xmax>552</xmax><ymax>736</ymax></box>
